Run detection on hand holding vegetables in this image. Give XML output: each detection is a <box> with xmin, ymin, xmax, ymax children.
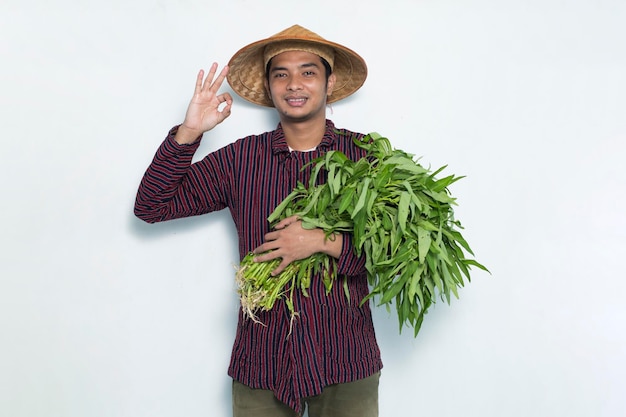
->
<box><xmin>252</xmin><ymin>216</ymin><xmax>343</xmax><ymax>276</ymax></box>
<box><xmin>236</xmin><ymin>133</ymin><xmax>488</xmax><ymax>337</ymax></box>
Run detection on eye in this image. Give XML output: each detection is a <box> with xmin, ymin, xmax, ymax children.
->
<box><xmin>303</xmin><ymin>70</ymin><xmax>316</xmax><ymax>76</ymax></box>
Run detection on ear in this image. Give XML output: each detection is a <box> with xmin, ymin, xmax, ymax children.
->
<box><xmin>326</xmin><ymin>73</ymin><xmax>337</xmax><ymax>97</ymax></box>
<box><xmin>264</xmin><ymin>79</ymin><xmax>272</xmax><ymax>102</ymax></box>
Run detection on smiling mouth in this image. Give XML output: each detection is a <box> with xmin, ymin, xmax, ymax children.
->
<box><xmin>286</xmin><ymin>97</ymin><xmax>307</xmax><ymax>106</ymax></box>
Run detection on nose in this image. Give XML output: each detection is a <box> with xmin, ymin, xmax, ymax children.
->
<box><xmin>286</xmin><ymin>75</ymin><xmax>303</xmax><ymax>91</ymax></box>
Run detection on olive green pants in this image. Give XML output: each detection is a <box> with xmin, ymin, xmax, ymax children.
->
<box><xmin>232</xmin><ymin>372</ymin><xmax>380</xmax><ymax>417</ymax></box>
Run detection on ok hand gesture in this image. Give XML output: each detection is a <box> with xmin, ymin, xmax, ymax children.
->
<box><xmin>175</xmin><ymin>63</ymin><xmax>233</xmax><ymax>144</ymax></box>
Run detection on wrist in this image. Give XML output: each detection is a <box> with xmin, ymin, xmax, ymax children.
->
<box><xmin>318</xmin><ymin>230</ymin><xmax>343</xmax><ymax>258</ymax></box>
<box><xmin>174</xmin><ymin>124</ymin><xmax>203</xmax><ymax>145</ymax></box>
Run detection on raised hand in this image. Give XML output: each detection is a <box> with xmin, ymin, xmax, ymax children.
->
<box><xmin>175</xmin><ymin>63</ymin><xmax>233</xmax><ymax>144</ymax></box>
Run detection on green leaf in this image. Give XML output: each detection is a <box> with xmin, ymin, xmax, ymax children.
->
<box><xmin>352</xmin><ymin>178</ymin><xmax>371</xmax><ymax>218</ymax></box>
<box><xmin>380</xmin><ymin>271</ymin><xmax>410</xmax><ymax>304</ymax></box>
<box><xmin>267</xmin><ymin>192</ymin><xmax>299</xmax><ymax>224</ymax></box>
<box><xmin>338</xmin><ymin>186</ymin><xmax>356</xmax><ymax>214</ymax></box>
<box><xmin>397</xmin><ymin>191</ymin><xmax>410</xmax><ymax>233</ymax></box>
<box><xmin>407</xmin><ymin>263</ymin><xmax>424</xmax><ymax>302</ymax></box>
<box><xmin>463</xmin><ymin>259</ymin><xmax>491</xmax><ymax>273</ymax></box>
<box><xmin>432</xmin><ymin>174</ymin><xmax>465</xmax><ymax>193</ymax></box>
<box><xmin>417</xmin><ymin>226</ymin><xmax>431</xmax><ymax>264</ymax></box>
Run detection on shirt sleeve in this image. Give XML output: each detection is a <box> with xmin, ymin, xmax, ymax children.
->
<box><xmin>335</xmin><ymin>232</ymin><xmax>367</xmax><ymax>277</ymax></box>
<box><xmin>133</xmin><ymin>125</ymin><xmax>229</xmax><ymax>223</ymax></box>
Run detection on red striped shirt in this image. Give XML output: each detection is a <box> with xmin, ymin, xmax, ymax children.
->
<box><xmin>134</xmin><ymin>120</ymin><xmax>383</xmax><ymax>412</ymax></box>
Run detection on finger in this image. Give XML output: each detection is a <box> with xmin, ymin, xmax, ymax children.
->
<box><xmin>201</xmin><ymin>63</ymin><xmax>219</xmax><ymax>90</ymax></box>
<box><xmin>262</xmin><ymin>230</ymin><xmax>279</xmax><ymax>243</ymax></box>
<box><xmin>217</xmin><ymin>100</ymin><xmax>233</xmax><ymax>121</ymax></box>
<box><xmin>274</xmin><ymin>215</ymin><xmax>300</xmax><ymax>230</ymax></box>
<box><xmin>218</xmin><ymin>93</ymin><xmax>234</xmax><ymax>116</ymax></box>
<box><xmin>253</xmin><ymin>250</ymin><xmax>283</xmax><ymax>268</ymax></box>
<box><xmin>220</xmin><ymin>92</ymin><xmax>234</xmax><ymax>104</ymax></box>
<box><xmin>194</xmin><ymin>69</ymin><xmax>205</xmax><ymax>93</ymax></box>
<box><xmin>253</xmin><ymin>241</ymin><xmax>277</xmax><ymax>256</ymax></box>
<box><xmin>271</xmin><ymin>259</ymin><xmax>290</xmax><ymax>276</ymax></box>
<box><xmin>209</xmin><ymin>65</ymin><xmax>229</xmax><ymax>92</ymax></box>
<box><xmin>216</xmin><ymin>92</ymin><xmax>233</xmax><ymax>107</ymax></box>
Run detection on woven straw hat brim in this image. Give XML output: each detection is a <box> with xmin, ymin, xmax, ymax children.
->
<box><xmin>227</xmin><ymin>25</ymin><xmax>367</xmax><ymax>107</ymax></box>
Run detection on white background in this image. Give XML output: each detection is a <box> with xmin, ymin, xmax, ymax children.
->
<box><xmin>1</xmin><ymin>1</ymin><xmax>625</xmax><ymax>416</ymax></box>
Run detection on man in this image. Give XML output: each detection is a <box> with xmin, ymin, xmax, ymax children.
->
<box><xmin>134</xmin><ymin>25</ymin><xmax>383</xmax><ymax>417</ymax></box>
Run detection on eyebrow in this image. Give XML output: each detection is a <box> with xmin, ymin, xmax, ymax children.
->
<box><xmin>270</xmin><ymin>62</ymin><xmax>321</xmax><ymax>73</ymax></box>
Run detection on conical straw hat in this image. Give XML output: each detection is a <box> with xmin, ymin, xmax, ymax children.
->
<box><xmin>227</xmin><ymin>25</ymin><xmax>367</xmax><ymax>107</ymax></box>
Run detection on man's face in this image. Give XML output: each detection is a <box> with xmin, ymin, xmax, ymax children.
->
<box><xmin>265</xmin><ymin>50</ymin><xmax>336</xmax><ymax>122</ymax></box>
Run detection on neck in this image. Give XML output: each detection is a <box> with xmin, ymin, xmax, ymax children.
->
<box><xmin>280</xmin><ymin>116</ymin><xmax>327</xmax><ymax>151</ymax></box>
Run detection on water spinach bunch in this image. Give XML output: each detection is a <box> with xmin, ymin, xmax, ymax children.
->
<box><xmin>236</xmin><ymin>132</ymin><xmax>488</xmax><ymax>336</ymax></box>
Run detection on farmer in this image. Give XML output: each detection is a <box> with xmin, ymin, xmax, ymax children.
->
<box><xmin>134</xmin><ymin>25</ymin><xmax>382</xmax><ymax>417</ymax></box>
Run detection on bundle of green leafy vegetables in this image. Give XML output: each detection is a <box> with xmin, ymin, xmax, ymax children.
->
<box><xmin>236</xmin><ymin>132</ymin><xmax>488</xmax><ymax>337</ymax></box>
